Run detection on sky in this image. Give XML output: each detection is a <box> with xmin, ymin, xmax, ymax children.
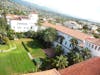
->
<box><xmin>22</xmin><ymin>0</ymin><xmax>100</xmax><ymax>22</ymax></box>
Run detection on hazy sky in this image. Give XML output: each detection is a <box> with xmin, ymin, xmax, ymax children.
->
<box><xmin>23</xmin><ymin>0</ymin><xmax>100</xmax><ymax>22</ymax></box>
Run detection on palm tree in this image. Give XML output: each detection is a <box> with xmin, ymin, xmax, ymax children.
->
<box><xmin>52</xmin><ymin>55</ymin><xmax>68</xmax><ymax>69</ymax></box>
<box><xmin>67</xmin><ymin>50</ymin><xmax>83</xmax><ymax>65</ymax></box>
<box><xmin>43</xmin><ymin>28</ymin><xmax>57</xmax><ymax>42</ymax></box>
<box><xmin>55</xmin><ymin>45</ymin><xmax>63</xmax><ymax>56</ymax></box>
<box><xmin>43</xmin><ymin>28</ymin><xmax>57</xmax><ymax>47</ymax></box>
<box><xmin>81</xmin><ymin>48</ymin><xmax>91</xmax><ymax>60</ymax></box>
<box><xmin>70</xmin><ymin>38</ymin><xmax>78</xmax><ymax>49</ymax></box>
<box><xmin>40</xmin><ymin>57</ymin><xmax>53</xmax><ymax>70</ymax></box>
<box><xmin>72</xmin><ymin>52</ymin><xmax>83</xmax><ymax>64</ymax></box>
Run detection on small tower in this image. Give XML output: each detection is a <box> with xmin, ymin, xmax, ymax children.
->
<box><xmin>28</xmin><ymin>12</ymin><xmax>39</xmax><ymax>23</ymax></box>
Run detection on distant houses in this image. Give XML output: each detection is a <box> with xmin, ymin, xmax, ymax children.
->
<box><xmin>64</xmin><ymin>21</ymin><xmax>82</xmax><ymax>29</ymax></box>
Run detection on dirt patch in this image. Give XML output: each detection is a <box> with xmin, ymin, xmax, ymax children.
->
<box><xmin>43</xmin><ymin>48</ymin><xmax>55</xmax><ymax>57</ymax></box>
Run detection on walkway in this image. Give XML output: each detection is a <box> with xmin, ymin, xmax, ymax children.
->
<box><xmin>0</xmin><ymin>44</ymin><xmax>16</xmax><ymax>53</ymax></box>
<box><xmin>27</xmin><ymin>52</ymin><xmax>33</xmax><ymax>60</ymax></box>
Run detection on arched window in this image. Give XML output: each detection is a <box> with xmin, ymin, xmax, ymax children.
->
<box><xmin>89</xmin><ymin>43</ymin><xmax>91</xmax><ymax>47</ymax></box>
<box><xmin>95</xmin><ymin>46</ymin><xmax>97</xmax><ymax>50</ymax></box>
<box><xmin>92</xmin><ymin>44</ymin><xmax>94</xmax><ymax>48</ymax></box>
<box><xmin>98</xmin><ymin>47</ymin><xmax>100</xmax><ymax>51</ymax></box>
<box><xmin>65</xmin><ymin>41</ymin><xmax>67</xmax><ymax>45</ymax></box>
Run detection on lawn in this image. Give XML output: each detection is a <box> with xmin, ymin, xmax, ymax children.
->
<box><xmin>0</xmin><ymin>39</ymin><xmax>36</xmax><ymax>75</ymax></box>
<box><xmin>0</xmin><ymin>41</ymin><xmax>15</xmax><ymax>50</ymax></box>
<box><xmin>0</xmin><ymin>43</ymin><xmax>14</xmax><ymax>50</ymax></box>
<box><xmin>0</xmin><ymin>44</ymin><xmax>9</xmax><ymax>50</ymax></box>
<box><xmin>21</xmin><ymin>38</ymin><xmax>46</xmax><ymax>58</ymax></box>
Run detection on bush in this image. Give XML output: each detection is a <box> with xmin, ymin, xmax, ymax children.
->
<box><xmin>2</xmin><ymin>37</ymin><xmax>10</xmax><ymax>45</ymax></box>
<box><xmin>55</xmin><ymin>45</ymin><xmax>63</xmax><ymax>56</ymax></box>
<box><xmin>22</xmin><ymin>42</ymin><xmax>29</xmax><ymax>52</ymax></box>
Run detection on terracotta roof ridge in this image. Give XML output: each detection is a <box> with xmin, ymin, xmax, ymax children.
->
<box><xmin>53</xmin><ymin>69</ymin><xmax>61</xmax><ymax>75</ymax></box>
<box><xmin>42</xmin><ymin>22</ymin><xmax>92</xmax><ymax>41</ymax></box>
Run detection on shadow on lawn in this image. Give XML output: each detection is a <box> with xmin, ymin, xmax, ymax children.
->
<box><xmin>26</xmin><ymin>39</ymin><xmax>44</xmax><ymax>49</ymax></box>
<box><xmin>25</xmin><ymin>39</ymin><xmax>56</xmax><ymax>58</ymax></box>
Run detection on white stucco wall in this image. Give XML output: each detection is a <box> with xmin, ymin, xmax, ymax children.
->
<box><xmin>53</xmin><ymin>31</ymin><xmax>83</xmax><ymax>54</ymax></box>
<box><xmin>8</xmin><ymin>13</ymin><xmax>39</xmax><ymax>32</ymax></box>
<box><xmin>84</xmin><ymin>41</ymin><xmax>100</xmax><ymax>57</ymax></box>
<box><xmin>10</xmin><ymin>20</ymin><xmax>38</xmax><ymax>32</ymax></box>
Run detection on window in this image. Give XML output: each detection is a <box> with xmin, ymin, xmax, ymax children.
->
<box><xmin>89</xmin><ymin>43</ymin><xmax>90</xmax><ymax>47</ymax></box>
<box><xmin>65</xmin><ymin>41</ymin><xmax>67</xmax><ymax>45</ymax></box>
<box><xmin>92</xmin><ymin>45</ymin><xmax>94</xmax><ymax>48</ymax></box>
<box><xmin>31</xmin><ymin>27</ymin><xmax>32</xmax><ymax>29</ymax></box>
<box><xmin>98</xmin><ymin>47</ymin><xmax>100</xmax><ymax>51</ymax></box>
<box><xmin>95</xmin><ymin>46</ymin><xmax>97</xmax><ymax>50</ymax></box>
<box><xmin>70</xmin><ymin>44</ymin><xmax>72</xmax><ymax>47</ymax></box>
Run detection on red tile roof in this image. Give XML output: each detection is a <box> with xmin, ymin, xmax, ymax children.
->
<box><xmin>30</xmin><ymin>12</ymin><xmax>38</xmax><ymax>14</ymax></box>
<box><xmin>6</xmin><ymin>14</ymin><xmax>29</xmax><ymax>20</ymax></box>
<box><xmin>23</xmin><ymin>69</ymin><xmax>60</xmax><ymax>75</ymax></box>
<box><xmin>59</xmin><ymin>57</ymin><xmax>100</xmax><ymax>75</ymax></box>
<box><xmin>42</xmin><ymin>22</ymin><xmax>92</xmax><ymax>41</ymax></box>
<box><xmin>86</xmin><ymin>38</ymin><xmax>100</xmax><ymax>46</ymax></box>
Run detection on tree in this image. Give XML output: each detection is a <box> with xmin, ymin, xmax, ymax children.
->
<box><xmin>40</xmin><ymin>57</ymin><xmax>53</xmax><ymax>70</ymax></box>
<box><xmin>67</xmin><ymin>48</ymin><xmax>91</xmax><ymax>66</ymax></box>
<box><xmin>43</xmin><ymin>28</ymin><xmax>57</xmax><ymax>42</ymax></box>
<box><xmin>83</xmin><ymin>25</ymin><xmax>89</xmax><ymax>30</ymax></box>
<box><xmin>93</xmin><ymin>33</ymin><xmax>100</xmax><ymax>38</ymax></box>
<box><xmin>70</xmin><ymin>38</ymin><xmax>78</xmax><ymax>49</ymax></box>
<box><xmin>72</xmin><ymin>52</ymin><xmax>83</xmax><ymax>64</ymax></box>
<box><xmin>24</xmin><ymin>31</ymin><xmax>34</xmax><ymax>38</ymax></box>
<box><xmin>52</xmin><ymin>55</ymin><xmax>68</xmax><ymax>69</ymax></box>
<box><xmin>67</xmin><ymin>51</ymin><xmax>83</xmax><ymax>65</ymax></box>
<box><xmin>81</xmin><ymin>48</ymin><xmax>91</xmax><ymax>60</ymax></box>
<box><xmin>55</xmin><ymin>45</ymin><xmax>63</xmax><ymax>56</ymax></box>
<box><xmin>97</xmin><ymin>28</ymin><xmax>100</xmax><ymax>32</ymax></box>
<box><xmin>2</xmin><ymin>37</ymin><xmax>10</xmax><ymax>45</ymax></box>
<box><xmin>7</xmin><ymin>29</ymin><xmax>15</xmax><ymax>40</ymax></box>
<box><xmin>42</xmin><ymin>28</ymin><xmax>57</xmax><ymax>47</ymax></box>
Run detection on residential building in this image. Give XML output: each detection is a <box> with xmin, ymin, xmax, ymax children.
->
<box><xmin>42</xmin><ymin>22</ymin><xmax>100</xmax><ymax>56</ymax></box>
<box><xmin>84</xmin><ymin>38</ymin><xmax>100</xmax><ymax>56</ymax></box>
<box><xmin>6</xmin><ymin>12</ymin><xmax>39</xmax><ymax>32</ymax></box>
<box><xmin>64</xmin><ymin>21</ymin><xmax>82</xmax><ymax>29</ymax></box>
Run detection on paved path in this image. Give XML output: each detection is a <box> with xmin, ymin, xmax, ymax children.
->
<box><xmin>0</xmin><ymin>44</ymin><xmax>16</xmax><ymax>53</ymax></box>
<box><xmin>27</xmin><ymin>52</ymin><xmax>33</xmax><ymax>60</ymax></box>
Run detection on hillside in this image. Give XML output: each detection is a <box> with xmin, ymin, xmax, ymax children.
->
<box><xmin>0</xmin><ymin>0</ymin><xmax>30</xmax><ymax>15</ymax></box>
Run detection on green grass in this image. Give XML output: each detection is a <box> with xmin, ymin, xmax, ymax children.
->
<box><xmin>0</xmin><ymin>42</ymin><xmax>15</xmax><ymax>50</ymax></box>
<box><xmin>0</xmin><ymin>39</ymin><xmax>36</xmax><ymax>75</ymax></box>
<box><xmin>21</xmin><ymin>38</ymin><xmax>46</xmax><ymax>58</ymax></box>
<box><xmin>0</xmin><ymin>44</ymin><xmax>9</xmax><ymax>50</ymax></box>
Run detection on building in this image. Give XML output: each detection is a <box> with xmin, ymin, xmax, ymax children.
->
<box><xmin>64</xmin><ymin>21</ymin><xmax>82</xmax><ymax>29</ymax></box>
<box><xmin>42</xmin><ymin>22</ymin><xmax>100</xmax><ymax>56</ymax></box>
<box><xmin>23</xmin><ymin>69</ymin><xmax>60</xmax><ymax>75</ymax></box>
<box><xmin>59</xmin><ymin>57</ymin><xmax>100</xmax><ymax>75</ymax></box>
<box><xmin>84</xmin><ymin>38</ymin><xmax>100</xmax><ymax>56</ymax></box>
<box><xmin>6</xmin><ymin>12</ymin><xmax>39</xmax><ymax>32</ymax></box>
